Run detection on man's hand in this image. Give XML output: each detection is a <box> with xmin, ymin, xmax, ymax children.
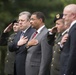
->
<box><xmin>60</xmin><ymin>34</ymin><xmax>68</xmax><ymax>46</ymax></box>
<box><xmin>17</xmin><ymin>36</ymin><xmax>28</xmax><ymax>46</ymax></box>
<box><xmin>3</xmin><ymin>23</ymin><xmax>13</xmax><ymax>33</ymax></box>
<box><xmin>48</xmin><ymin>26</ymin><xmax>57</xmax><ymax>34</ymax></box>
<box><xmin>26</xmin><ymin>39</ymin><xmax>38</xmax><ymax>47</ymax></box>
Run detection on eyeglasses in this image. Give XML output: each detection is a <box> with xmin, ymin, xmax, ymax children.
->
<box><xmin>29</xmin><ymin>18</ymin><xmax>38</xmax><ymax>21</ymax></box>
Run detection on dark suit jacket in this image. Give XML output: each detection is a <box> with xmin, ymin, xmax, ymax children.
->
<box><xmin>60</xmin><ymin>23</ymin><xmax>76</xmax><ymax>75</ymax></box>
<box><xmin>8</xmin><ymin>26</ymin><xmax>35</xmax><ymax>75</ymax></box>
<box><xmin>25</xmin><ymin>26</ymin><xmax>54</xmax><ymax>75</ymax></box>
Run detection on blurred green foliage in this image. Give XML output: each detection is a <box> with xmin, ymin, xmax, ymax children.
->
<box><xmin>0</xmin><ymin>0</ymin><xmax>76</xmax><ymax>75</ymax></box>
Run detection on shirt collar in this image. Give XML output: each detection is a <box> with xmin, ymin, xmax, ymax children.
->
<box><xmin>37</xmin><ymin>25</ymin><xmax>45</xmax><ymax>33</ymax></box>
<box><xmin>22</xmin><ymin>26</ymin><xmax>30</xmax><ymax>33</ymax></box>
<box><xmin>69</xmin><ymin>20</ymin><xmax>76</xmax><ymax>30</ymax></box>
<box><xmin>62</xmin><ymin>28</ymin><xmax>69</xmax><ymax>35</ymax></box>
<box><xmin>62</xmin><ymin>20</ymin><xmax>76</xmax><ymax>35</ymax></box>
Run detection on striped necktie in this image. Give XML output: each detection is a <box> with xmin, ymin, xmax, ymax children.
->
<box><xmin>20</xmin><ymin>32</ymin><xmax>25</xmax><ymax>38</ymax></box>
<box><xmin>32</xmin><ymin>32</ymin><xmax>38</xmax><ymax>39</ymax></box>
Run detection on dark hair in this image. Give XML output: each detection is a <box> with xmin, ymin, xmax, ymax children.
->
<box><xmin>12</xmin><ymin>20</ymin><xmax>18</xmax><ymax>25</ymax></box>
<box><xmin>32</xmin><ymin>12</ymin><xmax>45</xmax><ymax>22</ymax></box>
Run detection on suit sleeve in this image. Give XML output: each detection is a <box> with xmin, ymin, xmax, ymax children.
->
<box><xmin>38</xmin><ymin>34</ymin><xmax>53</xmax><ymax>75</ymax></box>
<box><xmin>8</xmin><ymin>34</ymin><xmax>19</xmax><ymax>52</ymax></box>
<box><xmin>47</xmin><ymin>32</ymin><xmax>56</xmax><ymax>45</ymax></box>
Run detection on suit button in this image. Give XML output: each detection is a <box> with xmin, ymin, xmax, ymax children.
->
<box><xmin>10</xmin><ymin>41</ymin><xmax>13</xmax><ymax>42</ymax></box>
<box><xmin>6</xmin><ymin>60</ymin><xmax>8</xmax><ymax>62</ymax></box>
<box><xmin>54</xmin><ymin>51</ymin><xmax>55</xmax><ymax>53</ymax></box>
<box><xmin>51</xmin><ymin>64</ymin><xmax>53</xmax><ymax>66</ymax></box>
<box><xmin>54</xmin><ymin>44</ymin><xmax>56</xmax><ymax>46</ymax></box>
<box><xmin>9</xmin><ymin>37</ymin><xmax>12</xmax><ymax>40</ymax></box>
<box><xmin>58</xmin><ymin>42</ymin><xmax>60</xmax><ymax>45</ymax></box>
<box><xmin>59</xmin><ymin>49</ymin><xmax>61</xmax><ymax>52</ymax></box>
<box><xmin>7</xmin><ymin>53</ymin><xmax>9</xmax><ymax>55</ymax></box>
<box><xmin>52</xmin><ymin>58</ymin><xmax>54</xmax><ymax>60</ymax></box>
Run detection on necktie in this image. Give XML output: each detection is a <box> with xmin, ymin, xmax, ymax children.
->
<box><xmin>20</xmin><ymin>32</ymin><xmax>24</xmax><ymax>38</ymax></box>
<box><xmin>32</xmin><ymin>32</ymin><xmax>38</xmax><ymax>39</ymax></box>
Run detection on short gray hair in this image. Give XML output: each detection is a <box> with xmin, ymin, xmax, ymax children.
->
<box><xmin>19</xmin><ymin>11</ymin><xmax>31</xmax><ymax>20</ymax></box>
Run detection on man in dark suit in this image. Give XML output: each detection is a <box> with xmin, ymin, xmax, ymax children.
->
<box><xmin>50</xmin><ymin>14</ymin><xmax>70</xmax><ymax>75</ymax></box>
<box><xmin>0</xmin><ymin>20</ymin><xmax>20</xmax><ymax>75</ymax></box>
<box><xmin>60</xmin><ymin>4</ymin><xmax>76</xmax><ymax>75</ymax></box>
<box><xmin>8</xmin><ymin>11</ymin><xmax>35</xmax><ymax>75</ymax></box>
<box><xmin>25</xmin><ymin>12</ymin><xmax>55</xmax><ymax>75</ymax></box>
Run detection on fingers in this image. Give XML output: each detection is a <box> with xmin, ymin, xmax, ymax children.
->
<box><xmin>48</xmin><ymin>26</ymin><xmax>57</xmax><ymax>33</ymax></box>
<box><xmin>30</xmin><ymin>39</ymin><xmax>38</xmax><ymax>45</ymax></box>
<box><xmin>61</xmin><ymin>34</ymin><xmax>68</xmax><ymax>45</ymax></box>
<box><xmin>27</xmin><ymin>39</ymin><xmax>38</xmax><ymax>47</ymax></box>
<box><xmin>6</xmin><ymin>23</ymin><xmax>13</xmax><ymax>29</ymax></box>
<box><xmin>34</xmin><ymin>40</ymin><xmax>38</xmax><ymax>45</ymax></box>
<box><xmin>3</xmin><ymin>23</ymin><xmax>13</xmax><ymax>33</ymax></box>
<box><xmin>20</xmin><ymin>36</ymin><xmax>28</xmax><ymax>39</ymax></box>
<box><xmin>51</xmin><ymin>26</ymin><xmax>57</xmax><ymax>33</ymax></box>
<box><xmin>64</xmin><ymin>34</ymin><xmax>68</xmax><ymax>37</ymax></box>
<box><xmin>24</xmin><ymin>36</ymin><xmax>28</xmax><ymax>39</ymax></box>
<box><xmin>8</xmin><ymin>23</ymin><xmax>12</xmax><ymax>26</ymax></box>
<box><xmin>17</xmin><ymin>36</ymin><xmax>28</xmax><ymax>46</ymax></box>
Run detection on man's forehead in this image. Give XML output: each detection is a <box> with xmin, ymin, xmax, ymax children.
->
<box><xmin>31</xmin><ymin>14</ymin><xmax>36</xmax><ymax>17</ymax></box>
<box><xmin>19</xmin><ymin>15</ymin><xmax>27</xmax><ymax>19</ymax></box>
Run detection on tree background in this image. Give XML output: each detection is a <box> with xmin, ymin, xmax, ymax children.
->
<box><xmin>0</xmin><ymin>0</ymin><xmax>76</xmax><ymax>75</ymax></box>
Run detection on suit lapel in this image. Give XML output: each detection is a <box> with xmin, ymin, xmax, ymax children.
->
<box><xmin>16</xmin><ymin>31</ymin><xmax>22</xmax><ymax>41</ymax></box>
<box><xmin>35</xmin><ymin>27</ymin><xmax>48</xmax><ymax>40</ymax></box>
<box><xmin>29</xmin><ymin>26</ymin><xmax>48</xmax><ymax>41</ymax></box>
<box><xmin>23</xmin><ymin>26</ymin><xmax>31</xmax><ymax>37</ymax></box>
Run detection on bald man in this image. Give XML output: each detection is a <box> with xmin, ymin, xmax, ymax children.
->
<box><xmin>60</xmin><ymin>4</ymin><xmax>76</xmax><ymax>75</ymax></box>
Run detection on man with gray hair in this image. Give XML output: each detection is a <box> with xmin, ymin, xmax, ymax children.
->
<box><xmin>8</xmin><ymin>11</ymin><xmax>35</xmax><ymax>75</ymax></box>
<box><xmin>60</xmin><ymin>4</ymin><xmax>76</xmax><ymax>75</ymax></box>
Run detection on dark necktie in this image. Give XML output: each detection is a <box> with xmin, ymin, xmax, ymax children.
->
<box><xmin>32</xmin><ymin>32</ymin><xmax>38</xmax><ymax>39</ymax></box>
